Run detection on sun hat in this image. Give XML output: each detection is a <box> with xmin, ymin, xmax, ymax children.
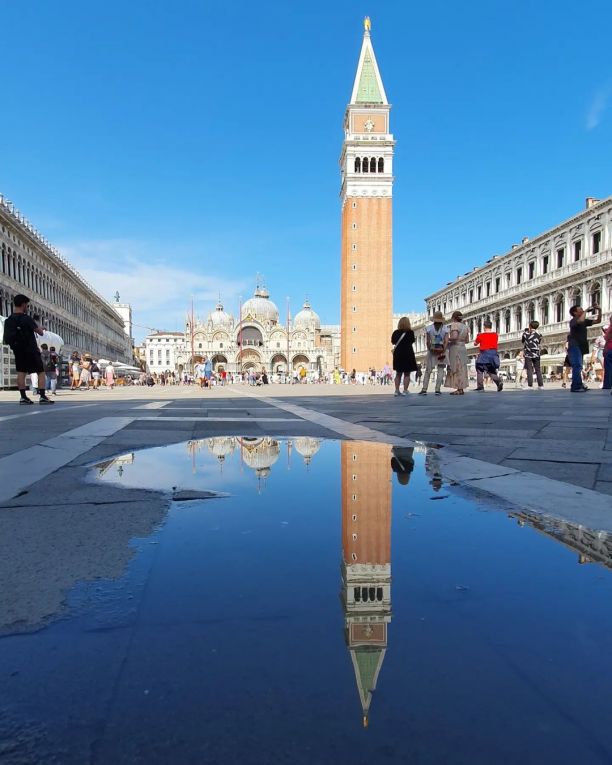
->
<box><xmin>432</xmin><ymin>311</ymin><xmax>445</xmax><ymax>322</ymax></box>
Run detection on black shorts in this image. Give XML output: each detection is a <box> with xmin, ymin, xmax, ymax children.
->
<box><xmin>14</xmin><ymin>349</ymin><xmax>44</xmax><ymax>374</ymax></box>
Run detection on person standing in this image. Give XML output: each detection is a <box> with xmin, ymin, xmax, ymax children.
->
<box><xmin>80</xmin><ymin>355</ymin><xmax>92</xmax><ymax>389</ymax></box>
<box><xmin>70</xmin><ymin>352</ymin><xmax>81</xmax><ymax>390</ymax></box>
<box><xmin>445</xmin><ymin>311</ymin><xmax>470</xmax><ymax>395</ymax></box>
<box><xmin>419</xmin><ymin>311</ymin><xmax>449</xmax><ymax>396</ymax></box>
<box><xmin>91</xmin><ymin>359</ymin><xmax>101</xmax><ymax>389</ymax></box>
<box><xmin>391</xmin><ymin>316</ymin><xmax>417</xmax><ymax>396</ymax></box>
<box><xmin>521</xmin><ymin>321</ymin><xmax>544</xmax><ymax>390</ymax></box>
<box><xmin>474</xmin><ymin>320</ymin><xmax>503</xmax><ymax>391</ymax></box>
<box><xmin>2</xmin><ymin>294</ymin><xmax>54</xmax><ymax>405</ymax></box>
<box><xmin>105</xmin><ymin>362</ymin><xmax>116</xmax><ymax>389</ymax></box>
<box><xmin>204</xmin><ymin>356</ymin><xmax>213</xmax><ymax>388</ymax></box>
<box><xmin>602</xmin><ymin>316</ymin><xmax>612</xmax><ymax>391</ymax></box>
<box><xmin>46</xmin><ymin>346</ymin><xmax>60</xmax><ymax>395</ymax></box>
<box><xmin>567</xmin><ymin>304</ymin><xmax>601</xmax><ymax>392</ymax></box>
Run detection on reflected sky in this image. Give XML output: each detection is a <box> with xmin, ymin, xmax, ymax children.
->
<box><xmin>2</xmin><ymin>438</ymin><xmax>612</xmax><ymax>764</ymax></box>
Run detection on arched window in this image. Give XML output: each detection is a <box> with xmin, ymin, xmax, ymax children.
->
<box><xmin>541</xmin><ymin>298</ymin><xmax>549</xmax><ymax>325</ymax></box>
<box><xmin>504</xmin><ymin>310</ymin><xmax>511</xmax><ymax>333</ymax></box>
<box><xmin>378</xmin><ymin>157</ymin><xmax>384</xmax><ymax>173</ymax></box>
<box><xmin>354</xmin><ymin>157</ymin><xmax>361</xmax><ymax>173</ymax></box>
<box><xmin>370</xmin><ymin>157</ymin><xmax>376</xmax><ymax>173</ymax></box>
<box><xmin>527</xmin><ymin>302</ymin><xmax>535</xmax><ymax>323</ymax></box>
<box><xmin>554</xmin><ymin>294</ymin><xmax>564</xmax><ymax>323</ymax></box>
<box><xmin>515</xmin><ymin>306</ymin><xmax>522</xmax><ymax>328</ymax></box>
<box><xmin>569</xmin><ymin>287</ymin><xmax>581</xmax><ymax>308</ymax></box>
<box><xmin>590</xmin><ymin>283</ymin><xmax>601</xmax><ymax>308</ymax></box>
<box><xmin>362</xmin><ymin>158</ymin><xmax>369</xmax><ymax>173</ymax></box>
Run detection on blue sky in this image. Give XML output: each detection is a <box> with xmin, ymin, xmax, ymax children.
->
<box><xmin>2</xmin><ymin>0</ymin><xmax>611</xmax><ymax>339</ymax></box>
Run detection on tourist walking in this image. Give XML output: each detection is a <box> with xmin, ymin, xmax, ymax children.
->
<box><xmin>91</xmin><ymin>359</ymin><xmax>101</xmax><ymax>389</ymax></box>
<box><xmin>474</xmin><ymin>320</ymin><xmax>503</xmax><ymax>391</ymax></box>
<box><xmin>391</xmin><ymin>316</ymin><xmax>417</xmax><ymax>396</ymax></box>
<box><xmin>514</xmin><ymin>350</ymin><xmax>526</xmax><ymax>389</ymax></box>
<box><xmin>521</xmin><ymin>321</ymin><xmax>544</xmax><ymax>389</ymax></box>
<box><xmin>444</xmin><ymin>311</ymin><xmax>469</xmax><ymax>395</ymax></box>
<box><xmin>419</xmin><ymin>311</ymin><xmax>448</xmax><ymax>396</ymax></box>
<box><xmin>45</xmin><ymin>346</ymin><xmax>59</xmax><ymax>395</ymax></box>
<box><xmin>1</xmin><ymin>294</ymin><xmax>54</xmax><ymax>405</ymax></box>
<box><xmin>602</xmin><ymin>316</ymin><xmax>612</xmax><ymax>391</ymax></box>
<box><xmin>80</xmin><ymin>355</ymin><xmax>93</xmax><ymax>389</ymax></box>
<box><xmin>567</xmin><ymin>304</ymin><xmax>601</xmax><ymax>392</ymax></box>
<box><xmin>70</xmin><ymin>352</ymin><xmax>81</xmax><ymax>390</ymax></box>
<box><xmin>105</xmin><ymin>362</ymin><xmax>116</xmax><ymax>388</ymax></box>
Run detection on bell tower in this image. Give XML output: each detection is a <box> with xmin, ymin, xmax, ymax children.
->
<box><xmin>340</xmin><ymin>17</ymin><xmax>395</xmax><ymax>372</ymax></box>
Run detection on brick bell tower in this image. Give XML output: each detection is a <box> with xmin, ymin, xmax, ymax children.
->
<box><xmin>340</xmin><ymin>17</ymin><xmax>395</xmax><ymax>373</ymax></box>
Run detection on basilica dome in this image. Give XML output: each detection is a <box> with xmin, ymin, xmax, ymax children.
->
<box><xmin>293</xmin><ymin>300</ymin><xmax>320</xmax><ymax>330</ymax></box>
<box><xmin>242</xmin><ymin>286</ymin><xmax>279</xmax><ymax>325</ymax></box>
<box><xmin>208</xmin><ymin>302</ymin><xmax>234</xmax><ymax>329</ymax></box>
<box><xmin>294</xmin><ymin>437</ymin><xmax>321</xmax><ymax>466</ymax></box>
<box><xmin>239</xmin><ymin>437</ymin><xmax>280</xmax><ymax>473</ymax></box>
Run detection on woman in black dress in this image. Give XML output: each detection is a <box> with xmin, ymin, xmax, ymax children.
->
<box><xmin>391</xmin><ymin>316</ymin><xmax>418</xmax><ymax>396</ymax></box>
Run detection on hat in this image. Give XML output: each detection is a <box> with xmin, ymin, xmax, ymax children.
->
<box><xmin>432</xmin><ymin>311</ymin><xmax>445</xmax><ymax>322</ymax></box>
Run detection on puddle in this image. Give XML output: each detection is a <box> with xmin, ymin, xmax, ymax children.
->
<box><xmin>2</xmin><ymin>438</ymin><xmax>612</xmax><ymax>764</ymax></box>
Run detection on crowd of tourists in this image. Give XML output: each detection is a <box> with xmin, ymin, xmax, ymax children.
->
<box><xmin>391</xmin><ymin>305</ymin><xmax>612</xmax><ymax>396</ymax></box>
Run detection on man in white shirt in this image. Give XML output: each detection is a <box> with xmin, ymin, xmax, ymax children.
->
<box><xmin>419</xmin><ymin>311</ymin><xmax>449</xmax><ymax>396</ymax></box>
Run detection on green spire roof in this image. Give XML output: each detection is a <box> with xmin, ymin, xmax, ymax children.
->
<box><xmin>355</xmin><ymin>50</ymin><xmax>383</xmax><ymax>103</ymax></box>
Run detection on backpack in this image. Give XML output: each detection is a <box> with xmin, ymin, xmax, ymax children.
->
<box><xmin>47</xmin><ymin>353</ymin><xmax>58</xmax><ymax>373</ymax></box>
<box><xmin>2</xmin><ymin>315</ymin><xmax>29</xmax><ymax>351</ymax></box>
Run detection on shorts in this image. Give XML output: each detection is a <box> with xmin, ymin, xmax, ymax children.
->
<box><xmin>14</xmin><ymin>349</ymin><xmax>44</xmax><ymax>374</ymax></box>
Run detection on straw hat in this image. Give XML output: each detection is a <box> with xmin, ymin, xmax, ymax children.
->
<box><xmin>432</xmin><ymin>311</ymin><xmax>445</xmax><ymax>322</ymax></box>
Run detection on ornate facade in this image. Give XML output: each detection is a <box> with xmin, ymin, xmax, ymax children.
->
<box><xmin>340</xmin><ymin>18</ymin><xmax>394</xmax><ymax>373</ymax></box>
<box><xmin>174</xmin><ymin>286</ymin><xmax>338</xmax><ymax>376</ymax></box>
<box><xmin>407</xmin><ymin>196</ymin><xmax>612</xmax><ymax>369</ymax></box>
<box><xmin>0</xmin><ymin>194</ymin><xmax>132</xmax><ymax>386</ymax></box>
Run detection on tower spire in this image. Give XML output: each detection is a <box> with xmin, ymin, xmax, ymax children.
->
<box><xmin>350</xmin><ymin>17</ymin><xmax>388</xmax><ymax>105</ymax></box>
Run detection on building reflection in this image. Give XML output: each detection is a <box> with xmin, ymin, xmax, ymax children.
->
<box><xmin>511</xmin><ymin>511</ymin><xmax>612</xmax><ymax>570</ymax></box>
<box><xmin>186</xmin><ymin>437</ymin><xmax>321</xmax><ymax>486</ymax></box>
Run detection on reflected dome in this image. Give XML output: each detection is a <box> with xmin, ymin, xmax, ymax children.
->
<box><xmin>294</xmin><ymin>437</ymin><xmax>321</xmax><ymax>465</ymax></box>
<box><xmin>207</xmin><ymin>437</ymin><xmax>236</xmax><ymax>461</ymax></box>
<box><xmin>239</xmin><ymin>437</ymin><xmax>281</xmax><ymax>472</ymax></box>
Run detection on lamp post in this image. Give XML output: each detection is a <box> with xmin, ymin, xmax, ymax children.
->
<box><xmin>286</xmin><ymin>296</ymin><xmax>291</xmax><ymax>384</ymax></box>
<box><xmin>190</xmin><ymin>296</ymin><xmax>195</xmax><ymax>376</ymax></box>
<box><xmin>238</xmin><ymin>295</ymin><xmax>243</xmax><ymax>376</ymax></box>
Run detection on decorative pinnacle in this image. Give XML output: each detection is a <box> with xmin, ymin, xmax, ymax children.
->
<box><xmin>364</xmin><ymin>16</ymin><xmax>371</xmax><ymax>34</ymax></box>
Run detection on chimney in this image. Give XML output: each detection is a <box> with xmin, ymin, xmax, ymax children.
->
<box><xmin>586</xmin><ymin>197</ymin><xmax>600</xmax><ymax>209</ymax></box>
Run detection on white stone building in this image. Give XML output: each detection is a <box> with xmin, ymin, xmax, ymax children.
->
<box><xmin>171</xmin><ymin>285</ymin><xmax>338</xmax><ymax>376</ymax></box>
<box><xmin>0</xmin><ymin>194</ymin><xmax>133</xmax><ymax>386</ymax></box>
<box><xmin>144</xmin><ymin>331</ymin><xmax>185</xmax><ymax>375</ymax></box>
<box><xmin>407</xmin><ymin>197</ymin><xmax>612</xmax><ymax>372</ymax></box>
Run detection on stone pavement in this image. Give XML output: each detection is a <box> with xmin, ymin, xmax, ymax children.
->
<box><xmin>0</xmin><ymin>382</ymin><xmax>610</xmax><ymax>525</ymax></box>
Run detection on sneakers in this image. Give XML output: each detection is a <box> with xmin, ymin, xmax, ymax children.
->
<box><xmin>496</xmin><ymin>381</ymin><xmax>504</xmax><ymax>392</ymax></box>
<box><xmin>435</xmin><ymin>391</ymin><xmax>442</xmax><ymax>395</ymax></box>
<box><xmin>537</xmin><ymin>386</ymin><xmax>544</xmax><ymax>391</ymax></box>
<box><xmin>394</xmin><ymin>390</ymin><xmax>401</xmax><ymax>397</ymax></box>
<box><xmin>19</xmin><ymin>397</ymin><xmax>34</xmax><ymax>405</ymax></box>
<box><xmin>39</xmin><ymin>397</ymin><xmax>55</xmax><ymax>405</ymax></box>
<box><xmin>418</xmin><ymin>391</ymin><xmax>427</xmax><ymax>396</ymax></box>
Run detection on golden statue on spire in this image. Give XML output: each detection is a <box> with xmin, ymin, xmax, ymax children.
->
<box><xmin>364</xmin><ymin>16</ymin><xmax>371</xmax><ymax>33</ymax></box>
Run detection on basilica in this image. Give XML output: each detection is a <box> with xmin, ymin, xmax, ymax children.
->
<box><xmin>175</xmin><ymin>285</ymin><xmax>339</xmax><ymax>377</ymax></box>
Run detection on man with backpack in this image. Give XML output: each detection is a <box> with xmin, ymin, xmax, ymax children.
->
<box><xmin>2</xmin><ymin>294</ymin><xmax>54</xmax><ymax>405</ymax></box>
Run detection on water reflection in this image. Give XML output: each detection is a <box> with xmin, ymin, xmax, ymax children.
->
<box><xmin>341</xmin><ymin>441</ymin><xmax>393</xmax><ymax>728</ymax></box>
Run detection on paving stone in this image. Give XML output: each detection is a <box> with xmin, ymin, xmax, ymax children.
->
<box><xmin>500</xmin><ymin>460</ymin><xmax>599</xmax><ymax>489</ymax></box>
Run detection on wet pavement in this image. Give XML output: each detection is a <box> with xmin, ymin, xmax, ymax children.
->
<box><xmin>2</xmin><ymin>437</ymin><xmax>612</xmax><ymax>764</ymax></box>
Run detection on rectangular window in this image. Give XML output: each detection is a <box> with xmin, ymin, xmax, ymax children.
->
<box><xmin>528</xmin><ymin>262</ymin><xmax>535</xmax><ymax>279</ymax></box>
<box><xmin>593</xmin><ymin>231</ymin><xmax>601</xmax><ymax>253</ymax></box>
<box><xmin>352</xmin><ymin>244</ymin><xmax>357</xmax><ymax>251</ymax></box>
<box><xmin>352</xmin><ymin>347</ymin><xmax>357</xmax><ymax>353</ymax></box>
<box><xmin>477</xmin><ymin>286</ymin><xmax>482</xmax><ymax>300</ymax></box>
<box><xmin>352</xmin><ymin>306</ymin><xmax>356</xmax><ymax>312</ymax></box>
<box><xmin>516</xmin><ymin>267</ymin><xmax>522</xmax><ymax>284</ymax></box>
<box><xmin>556</xmin><ymin>248</ymin><xmax>564</xmax><ymax>268</ymax></box>
<box><xmin>469</xmin><ymin>289</ymin><xmax>474</xmax><ymax>303</ymax></box>
<box><xmin>352</xmin><ymin>285</ymin><xmax>356</xmax><ymax>292</ymax></box>
<box><xmin>495</xmin><ymin>278</ymin><xmax>500</xmax><ymax>293</ymax></box>
<box><xmin>574</xmin><ymin>240</ymin><xmax>581</xmax><ymax>261</ymax></box>
<box><xmin>542</xmin><ymin>255</ymin><xmax>549</xmax><ymax>274</ymax></box>
<box><xmin>486</xmin><ymin>281</ymin><xmax>491</xmax><ymax>296</ymax></box>
<box><xmin>505</xmin><ymin>273</ymin><xmax>511</xmax><ymax>286</ymax></box>
<box><xmin>352</xmin><ymin>264</ymin><xmax>357</xmax><ymax>271</ymax></box>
